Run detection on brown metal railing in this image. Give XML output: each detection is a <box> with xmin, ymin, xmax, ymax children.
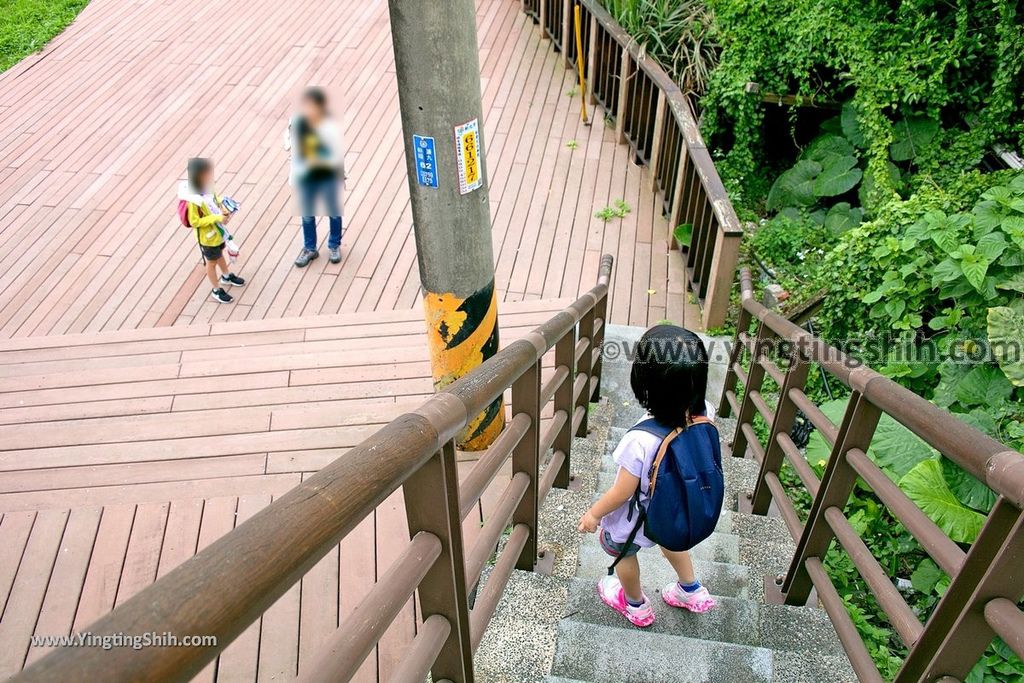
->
<box><xmin>12</xmin><ymin>255</ymin><xmax>613</xmax><ymax>683</ymax></box>
<box><xmin>720</xmin><ymin>268</ymin><xmax>1024</xmax><ymax>682</ymax></box>
<box><xmin>527</xmin><ymin>0</ymin><xmax>742</xmax><ymax>329</ymax></box>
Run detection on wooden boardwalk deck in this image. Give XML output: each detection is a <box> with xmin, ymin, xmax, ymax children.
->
<box><xmin>0</xmin><ymin>299</ymin><xmax>572</xmax><ymax>681</ymax></box>
<box><xmin>0</xmin><ymin>0</ymin><xmax>690</xmax><ymax>338</ymax></box>
<box><xmin>0</xmin><ymin>0</ymin><xmax>696</xmax><ymax>678</ymax></box>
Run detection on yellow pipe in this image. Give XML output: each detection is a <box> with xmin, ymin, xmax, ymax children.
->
<box><xmin>574</xmin><ymin>4</ymin><xmax>589</xmax><ymax>124</ymax></box>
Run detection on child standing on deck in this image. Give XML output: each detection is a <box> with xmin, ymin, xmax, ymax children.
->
<box><xmin>578</xmin><ymin>325</ymin><xmax>720</xmax><ymax>627</ymax></box>
<box><xmin>178</xmin><ymin>158</ymin><xmax>245</xmax><ymax>304</ymax></box>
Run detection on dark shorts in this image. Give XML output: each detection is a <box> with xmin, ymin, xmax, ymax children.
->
<box><xmin>200</xmin><ymin>242</ymin><xmax>225</xmax><ymax>261</ymax></box>
<box><xmin>599</xmin><ymin>529</ymin><xmax>641</xmax><ymax>558</ymax></box>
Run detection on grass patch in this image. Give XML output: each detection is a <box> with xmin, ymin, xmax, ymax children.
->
<box><xmin>1</xmin><ymin>0</ymin><xmax>89</xmax><ymax>72</ymax></box>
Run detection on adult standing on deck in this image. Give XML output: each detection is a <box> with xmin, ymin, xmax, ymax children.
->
<box><xmin>287</xmin><ymin>87</ymin><xmax>346</xmax><ymax>267</ymax></box>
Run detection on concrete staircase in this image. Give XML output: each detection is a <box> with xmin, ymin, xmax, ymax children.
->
<box><xmin>474</xmin><ymin>324</ymin><xmax>855</xmax><ymax>683</ymax></box>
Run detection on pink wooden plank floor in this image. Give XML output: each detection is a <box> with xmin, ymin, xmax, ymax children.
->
<box><xmin>0</xmin><ymin>0</ymin><xmax>685</xmax><ymax>338</ymax></box>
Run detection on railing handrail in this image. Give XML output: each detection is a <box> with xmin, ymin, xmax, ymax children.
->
<box><xmin>736</xmin><ymin>268</ymin><xmax>1024</xmax><ymax>505</ymax></box>
<box><xmin>722</xmin><ymin>266</ymin><xmax>1024</xmax><ymax>682</ymax></box>
<box><xmin>13</xmin><ymin>255</ymin><xmax>614</xmax><ymax>683</ymax></box>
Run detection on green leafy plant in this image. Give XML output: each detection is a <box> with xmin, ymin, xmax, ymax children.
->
<box><xmin>566</xmin><ymin>139</ymin><xmax>579</xmax><ymax>150</ymax></box>
<box><xmin>900</xmin><ymin>460</ymin><xmax>986</xmax><ymax>543</ymax></box>
<box><xmin>601</xmin><ymin>0</ymin><xmax>718</xmax><ymax>96</ymax></box>
<box><xmin>594</xmin><ymin>199</ymin><xmax>632</xmax><ymax>222</ymax></box>
<box><xmin>673</xmin><ymin>223</ymin><xmax>693</xmax><ymax>248</ymax></box>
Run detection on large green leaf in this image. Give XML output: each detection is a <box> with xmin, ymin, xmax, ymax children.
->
<box><xmin>823</xmin><ymin>202</ymin><xmax>863</xmax><ymax>234</ymax></box>
<box><xmin>871</xmin><ymin>412</ymin><xmax>939</xmax><ymax>478</ymax></box>
<box><xmin>802</xmin><ymin>134</ymin><xmax>855</xmax><ymax>166</ymax></box>
<box><xmin>805</xmin><ymin>398</ymin><xmax>937</xmax><ymax>478</ymax></box>
<box><xmin>987</xmin><ymin>307</ymin><xmax>1024</xmax><ymax>386</ymax></box>
<box><xmin>943</xmin><ymin>457</ymin><xmax>997</xmax><ymax>514</ymax></box>
<box><xmin>890</xmin><ymin>115</ymin><xmax>939</xmax><ymax>162</ymax></box>
<box><xmin>813</xmin><ymin>156</ymin><xmax>862</xmax><ymax>198</ymax></box>
<box><xmin>840</xmin><ymin>102</ymin><xmax>866</xmax><ymax>148</ymax></box>
<box><xmin>910</xmin><ymin>558</ymin><xmax>943</xmax><ymax>594</ymax></box>
<box><xmin>951</xmin><ymin>245</ymin><xmax>990</xmax><ymax>291</ymax></box>
<box><xmin>804</xmin><ymin>398</ymin><xmax>848</xmax><ymax>466</ymax></box>
<box><xmin>899</xmin><ymin>459</ymin><xmax>986</xmax><ymax>543</ymax></box>
<box><xmin>954</xmin><ymin>365</ymin><xmax>1014</xmax><ymax>407</ymax></box>
<box><xmin>766</xmin><ymin>160</ymin><xmax>821</xmax><ymax>211</ymax></box>
<box><xmin>996</xmin><ymin>272</ymin><xmax>1024</xmax><ymax>293</ymax></box>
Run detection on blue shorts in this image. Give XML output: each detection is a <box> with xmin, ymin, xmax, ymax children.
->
<box><xmin>599</xmin><ymin>529</ymin><xmax>641</xmax><ymax>558</ymax></box>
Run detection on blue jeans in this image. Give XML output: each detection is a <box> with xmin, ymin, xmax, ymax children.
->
<box><xmin>298</xmin><ymin>175</ymin><xmax>342</xmax><ymax>251</ymax></box>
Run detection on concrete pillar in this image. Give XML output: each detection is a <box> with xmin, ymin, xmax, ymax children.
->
<box><xmin>387</xmin><ymin>0</ymin><xmax>504</xmax><ymax>450</ymax></box>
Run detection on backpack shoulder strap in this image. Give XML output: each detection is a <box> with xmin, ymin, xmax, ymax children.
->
<box><xmin>630</xmin><ymin>417</ymin><xmax>672</xmax><ymax>438</ymax></box>
<box><xmin>648</xmin><ymin>427</ymin><xmax>683</xmax><ymax>496</ymax></box>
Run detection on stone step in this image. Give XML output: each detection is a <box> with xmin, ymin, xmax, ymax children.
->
<box><xmin>575</xmin><ymin>544</ymin><xmax>749</xmax><ymax>598</ymax></box>
<box><xmin>551</xmin><ymin>619</ymin><xmax>775</xmax><ymax>683</ymax></box>
<box><xmin>563</xmin><ymin>577</ymin><xmax>845</xmax><ymax>656</ymax></box>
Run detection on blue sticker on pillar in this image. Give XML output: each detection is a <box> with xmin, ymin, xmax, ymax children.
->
<box><xmin>413</xmin><ymin>135</ymin><xmax>438</xmax><ymax>188</ymax></box>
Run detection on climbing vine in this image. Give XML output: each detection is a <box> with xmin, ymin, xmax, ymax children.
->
<box><xmin>701</xmin><ymin>0</ymin><xmax>1023</xmax><ymax>211</ymax></box>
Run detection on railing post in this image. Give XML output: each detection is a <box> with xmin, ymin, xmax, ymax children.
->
<box><xmin>561</xmin><ymin>0</ymin><xmax>573</xmax><ymax>67</ymax></box>
<box><xmin>779</xmin><ymin>388</ymin><xmax>881</xmax><ymax>605</ymax></box>
<box><xmin>647</xmin><ymin>91</ymin><xmax>668</xmax><ymax>190</ymax></box>
<box><xmin>539</xmin><ymin>0</ymin><xmax>548</xmax><ymax>39</ymax></box>
<box><xmin>745</xmin><ymin>348</ymin><xmax>810</xmax><ymax>515</ymax></box>
<box><xmin>553</xmin><ymin>331</ymin><xmax>576</xmax><ymax>488</ymax></box>
<box><xmin>701</xmin><ymin>226</ymin><xmax>742</xmax><ymax>330</ymax></box>
<box><xmin>575</xmin><ymin>308</ymin><xmax>595</xmax><ymax>437</ymax></box>
<box><xmin>511</xmin><ymin>359</ymin><xmax>542</xmax><ymax>570</ymax></box>
<box><xmin>586</xmin><ymin>13</ymin><xmax>597</xmax><ymax>105</ymax></box>
<box><xmin>896</xmin><ymin>500</ymin><xmax>1024</xmax><ymax>682</ymax></box>
<box><xmin>729</xmin><ymin>320</ymin><xmax>768</xmax><ymax>459</ymax></box>
<box><xmin>590</xmin><ymin>290</ymin><xmax>608</xmax><ymax>401</ymax></box>
<box><xmin>614</xmin><ymin>48</ymin><xmax>632</xmax><ymax>144</ymax></box>
<box><xmin>402</xmin><ymin>441</ymin><xmax>473</xmax><ymax>682</ymax></box>
<box><xmin>718</xmin><ymin>303</ymin><xmax>752</xmax><ymax>418</ymax></box>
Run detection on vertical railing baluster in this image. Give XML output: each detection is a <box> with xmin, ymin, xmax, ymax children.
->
<box><xmin>718</xmin><ymin>301</ymin><xmax>752</xmax><ymax>418</ymax></box>
<box><xmin>539</xmin><ymin>0</ymin><xmax>548</xmax><ymax>39</ymax></box>
<box><xmin>561</xmin><ymin>0</ymin><xmax>573</xmax><ymax>67</ymax></box>
<box><xmin>729</xmin><ymin>320</ymin><xmax>769</xmax><ymax>459</ymax></box>
<box><xmin>702</xmin><ymin>226</ymin><xmax>743</xmax><ymax>330</ymax></box>
<box><xmin>614</xmin><ymin>48</ymin><xmax>632</xmax><ymax>144</ymax></box>
<box><xmin>744</xmin><ymin>347</ymin><xmax>810</xmax><ymax>515</ymax></box>
<box><xmin>402</xmin><ymin>441</ymin><xmax>473</xmax><ymax>682</ymax></box>
<box><xmin>780</xmin><ymin>385</ymin><xmax>882</xmax><ymax>605</ymax></box>
<box><xmin>668</xmin><ymin>138</ymin><xmax>689</xmax><ymax>234</ymax></box>
<box><xmin>590</xmin><ymin>289</ymin><xmax>608</xmax><ymax>401</ymax></box>
<box><xmin>896</xmin><ymin>501</ymin><xmax>1024</xmax><ymax>681</ymax></box>
<box><xmin>553</xmin><ymin>330</ymin><xmax>576</xmax><ymax>488</ymax></box>
<box><xmin>648</xmin><ymin>91</ymin><xmax>667</xmax><ymax>190</ymax></box>
<box><xmin>576</xmin><ymin>308</ymin><xmax>595</xmax><ymax>437</ymax></box>
<box><xmin>511</xmin><ymin>358</ymin><xmax>541</xmax><ymax>570</ymax></box>
<box><xmin>586</xmin><ymin>14</ymin><xmax>598</xmax><ymax>105</ymax></box>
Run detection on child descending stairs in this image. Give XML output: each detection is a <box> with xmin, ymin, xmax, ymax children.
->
<box><xmin>473</xmin><ymin>324</ymin><xmax>856</xmax><ymax>683</ymax></box>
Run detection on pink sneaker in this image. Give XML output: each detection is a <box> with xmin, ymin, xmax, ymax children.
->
<box><xmin>661</xmin><ymin>581</ymin><xmax>717</xmax><ymax>613</ymax></box>
<box><xmin>597</xmin><ymin>575</ymin><xmax>655</xmax><ymax>627</ymax></box>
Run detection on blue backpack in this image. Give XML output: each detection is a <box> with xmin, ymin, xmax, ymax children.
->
<box><xmin>608</xmin><ymin>416</ymin><xmax>724</xmax><ymax>574</ymax></box>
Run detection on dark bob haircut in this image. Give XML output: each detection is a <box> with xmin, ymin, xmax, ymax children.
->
<box><xmin>187</xmin><ymin>157</ymin><xmax>212</xmax><ymax>192</ymax></box>
<box><xmin>629</xmin><ymin>324</ymin><xmax>709</xmax><ymax>428</ymax></box>
<box><xmin>302</xmin><ymin>86</ymin><xmax>328</xmax><ymax>110</ymax></box>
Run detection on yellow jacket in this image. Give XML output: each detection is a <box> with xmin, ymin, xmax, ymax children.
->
<box><xmin>178</xmin><ymin>182</ymin><xmax>226</xmax><ymax>247</ymax></box>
